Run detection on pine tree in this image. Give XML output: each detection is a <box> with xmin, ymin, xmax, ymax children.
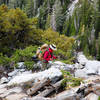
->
<box><xmin>45</xmin><ymin>14</ymin><xmax>51</xmax><ymax>29</ymax></box>
<box><xmin>55</xmin><ymin>0</ymin><xmax>65</xmax><ymax>33</ymax></box>
<box><xmin>26</xmin><ymin>0</ymin><xmax>34</xmax><ymax>18</ymax></box>
<box><xmin>0</xmin><ymin>0</ymin><xmax>9</xmax><ymax>5</ymax></box>
<box><xmin>96</xmin><ymin>32</ymin><xmax>100</xmax><ymax>60</ymax></box>
<box><xmin>95</xmin><ymin>0</ymin><xmax>100</xmax><ymax>38</ymax></box>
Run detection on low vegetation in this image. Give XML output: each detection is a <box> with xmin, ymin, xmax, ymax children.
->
<box><xmin>61</xmin><ymin>70</ymin><xmax>83</xmax><ymax>89</ymax></box>
<box><xmin>0</xmin><ymin>5</ymin><xmax>75</xmax><ymax>70</ymax></box>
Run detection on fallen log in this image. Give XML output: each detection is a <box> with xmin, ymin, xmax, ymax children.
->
<box><xmin>90</xmin><ymin>84</ymin><xmax>100</xmax><ymax>96</ymax></box>
<box><xmin>77</xmin><ymin>83</ymin><xmax>100</xmax><ymax>96</ymax></box>
<box><xmin>53</xmin><ymin>90</ymin><xmax>77</xmax><ymax>100</ymax></box>
<box><xmin>27</xmin><ymin>78</ymin><xmax>50</xmax><ymax>96</ymax></box>
<box><xmin>37</xmin><ymin>79</ymin><xmax>63</xmax><ymax>97</ymax></box>
<box><xmin>51</xmin><ymin>83</ymin><xmax>95</xmax><ymax>100</ymax></box>
<box><xmin>36</xmin><ymin>76</ymin><xmax>100</xmax><ymax>100</ymax></box>
<box><xmin>84</xmin><ymin>93</ymin><xmax>99</xmax><ymax>100</ymax></box>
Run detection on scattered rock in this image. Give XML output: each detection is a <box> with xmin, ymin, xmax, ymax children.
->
<box><xmin>75</xmin><ymin>68</ymin><xmax>88</xmax><ymax>78</ymax></box>
<box><xmin>0</xmin><ymin>87</ymin><xmax>23</xmax><ymax>98</ymax></box>
<box><xmin>0</xmin><ymin>84</ymin><xmax>7</xmax><ymax>89</ymax></box>
<box><xmin>8</xmin><ymin>69</ymin><xmax>19</xmax><ymax>77</ymax></box>
<box><xmin>77</xmin><ymin>52</ymin><xmax>88</xmax><ymax>65</ymax></box>
<box><xmin>21</xmin><ymin>97</ymin><xmax>32</xmax><ymax>100</ymax></box>
<box><xmin>1</xmin><ymin>53</ymin><xmax>100</xmax><ymax>100</ymax></box>
<box><xmin>20</xmin><ymin>69</ymin><xmax>26</xmax><ymax>72</ymax></box>
<box><xmin>84</xmin><ymin>93</ymin><xmax>99</xmax><ymax>100</ymax></box>
<box><xmin>51</xmin><ymin>61</ymin><xmax>74</xmax><ymax>73</ymax></box>
<box><xmin>32</xmin><ymin>97</ymin><xmax>51</xmax><ymax>100</ymax></box>
<box><xmin>17</xmin><ymin>62</ymin><xmax>25</xmax><ymax>69</ymax></box>
<box><xmin>5</xmin><ymin>93</ymin><xmax>27</xmax><ymax>100</ymax></box>
<box><xmin>75</xmin><ymin>53</ymin><xmax>100</xmax><ymax>77</ymax></box>
<box><xmin>74</xmin><ymin>63</ymin><xmax>85</xmax><ymax>69</ymax></box>
<box><xmin>0</xmin><ymin>77</ymin><xmax>9</xmax><ymax>84</ymax></box>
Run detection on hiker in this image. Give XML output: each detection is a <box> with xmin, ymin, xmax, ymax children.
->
<box><xmin>34</xmin><ymin>44</ymin><xmax>57</xmax><ymax>70</ymax></box>
<box><xmin>42</xmin><ymin>44</ymin><xmax>57</xmax><ymax>70</ymax></box>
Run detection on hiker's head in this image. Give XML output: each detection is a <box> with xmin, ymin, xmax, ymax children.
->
<box><xmin>49</xmin><ymin>44</ymin><xmax>57</xmax><ymax>51</ymax></box>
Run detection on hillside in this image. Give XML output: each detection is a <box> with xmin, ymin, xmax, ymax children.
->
<box><xmin>0</xmin><ymin>0</ymin><xmax>100</xmax><ymax>59</ymax></box>
<box><xmin>0</xmin><ymin>0</ymin><xmax>100</xmax><ymax>100</ymax></box>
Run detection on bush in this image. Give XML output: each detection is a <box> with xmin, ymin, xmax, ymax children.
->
<box><xmin>11</xmin><ymin>45</ymin><xmax>37</xmax><ymax>62</ymax></box>
<box><xmin>61</xmin><ymin>70</ymin><xmax>82</xmax><ymax>89</ymax></box>
<box><xmin>10</xmin><ymin>45</ymin><xmax>38</xmax><ymax>69</ymax></box>
<box><xmin>61</xmin><ymin>57</ymin><xmax>75</xmax><ymax>64</ymax></box>
<box><xmin>0</xmin><ymin>45</ymin><xmax>38</xmax><ymax>70</ymax></box>
<box><xmin>0</xmin><ymin>5</ymin><xmax>43</xmax><ymax>55</ymax></box>
<box><xmin>43</xmin><ymin>28</ymin><xmax>75</xmax><ymax>60</ymax></box>
<box><xmin>0</xmin><ymin>53</ymin><xmax>11</xmax><ymax>67</ymax></box>
<box><xmin>98</xmin><ymin>96</ymin><xmax>100</xmax><ymax>100</ymax></box>
<box><xmin>24</xmin><ymin>61</ymin><xmax>35</xmax><ymax>70</ymax></box>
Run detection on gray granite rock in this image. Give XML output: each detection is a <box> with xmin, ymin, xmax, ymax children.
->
<box><xmin>0</xmin><ymin>77</ymin><xmax>9</xmax><ymax>84</ymax></box>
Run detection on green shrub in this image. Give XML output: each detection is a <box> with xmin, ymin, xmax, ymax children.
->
<box><xmin>43</xmin><ymin>28</ymin><xmax>75</xmax><ymax>60</ymax></box>
<box><xmin>24</xmin><ymin>61</ymin><xmax>35</xmax><ymax>70</ymax></box>
<box><xmin>86</xmin><ymin>55</ymin><xmax>93</xmax><ymax>60</ymax></box>
<box><xmin>0</xmin><ymin>5</ymin><xmax>43</xmax><ymax>55</ymax></box>
<box><xmin>11</xmin><ymin>45</ymin><xmax>37</xmax><ymax>62</ymax></box>
<box><xmin>0</xmin><ymin>45</ymin><xmax>38</xmax><ymax>69</ymax></box>
<box><xmin>98</xmin><ymin>96</ymin><xmax>100</xmax><ymax>100</ymax></box>
<box><xmin>10</xmin><ymin>45</ymin><xmax>37</xmax><ymax>69</ymax></box>
<box><xmin>54</xmin><ymin>49</ymin><xmax>67</xmax><ymax>60</ymax></box>
<box><xmin>61</xmin><ymin>70</ymin><xmax>82</xmax><ymax>89</ymax></box>
<box><xmin>0</xmin><ymin>53</ymin><xmax>11</xmax><ymax>67</ymax></box>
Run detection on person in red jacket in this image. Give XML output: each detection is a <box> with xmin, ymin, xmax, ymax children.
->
<box><xmin>42</xmin><ymin>44</ymin><xmax>57</xmax><ymax>70</ymax></box>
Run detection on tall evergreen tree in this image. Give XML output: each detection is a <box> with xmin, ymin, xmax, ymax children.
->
<box><xmin>95</xmin><ymin>0</ymin><xmax>100</xmax><ymax>38</ymax></box>
<box><xmin>26</xmin><ymin>0</ymin><xmax>34</xmax><ymax>18</ymax></box>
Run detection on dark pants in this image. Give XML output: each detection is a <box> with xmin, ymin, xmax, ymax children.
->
<box><xmin>41</xmin><ymin>60</ymin><xmax>52</xmax><ymax>71</ymax></box>
<box><xmin>41</xmin><ymin>61</ymin><xmax>48</xmax><ymax>71</ymax></box>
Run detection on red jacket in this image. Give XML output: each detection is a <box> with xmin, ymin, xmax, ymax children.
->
<box><xmin>43</xmin><ymin>48</ymin><xmax>56</xmax><ymax>62</ymax></box>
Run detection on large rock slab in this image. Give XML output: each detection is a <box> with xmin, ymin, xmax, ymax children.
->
<box><xmin>75</xmin><ymin>52</ymin><xmax>100</xmax><ymax>77</ymax></box>
<box><xmin>0</xmin><ymin>87</ymin><xmax>23</xmax><ymax>98</ymax></box>
<box><xmin>52</xmin><ymin>61</ymin><xmax>73</xmax><ymax>70</ymax></box>
<box><xmin>5</xmin><ymin>93</ymin><xmax>27</xmax><ymax>100</ymax></box>
<box><xmin>77</xmin><ymin>52</ymin><xmax>88</xmax><ymax>65</ymax></box>
<box><xmin>85</xmin><ymin>60</ymin><xmax>100</xmax><ymax>75</ymax></box>
<box><xmin>7</xmin><ymin>68</ymin><xmax>62</xmax><ymax>86</ymax></box>
<box><xmin>32</xmin><ymin>97</ymin><xmax>51</xmax><ymax>100</ymax></box>
<box><xmin>8</xmin><ymin>69</ymin><xmax>20</xmax><ymax>77</ymax></box>
<box><xmin>75</xmin><ymin>68</ymin><xmax>88</xmax><ymax>78</ymax></box>
<box><xmin>0</xmin><ymin>77</ymin><xmax>9</xmax><ymax>84</ymax></box>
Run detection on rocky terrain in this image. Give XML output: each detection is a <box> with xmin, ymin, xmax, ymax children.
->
<box><xmin>0</xmin><ymin>52</ymin><xmax>100</xmax><ymax>100</ymax></box>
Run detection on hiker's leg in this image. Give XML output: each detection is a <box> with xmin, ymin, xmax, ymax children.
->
<box><xmin>37</xmin><ymin>61</ymin><xmax>42</xmax><ymax>68</ymax></box>
<box><xmin>47</xmin><ymin>61</ymin><xmax>53</xmax><ymax>69</ymax></box>
<box><xmin>41</xmin><ymin>61</ymin><xmax>47</xmax><ymax>70</ymax></box>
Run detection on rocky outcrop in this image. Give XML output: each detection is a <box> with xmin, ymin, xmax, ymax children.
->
<box><xmin>7</xmin><ymin>67</ymin><xmax>62</xmax><ymax>86</ymax></box>
<box><xmin>74</xmin><ymin>52</ymin><xmax>100</xmax><ymax>78</ymax></box>
<box><xmin>1</xmin><ymin>53</ymin><xmax>100</xmax><ymax>100</ymax></box>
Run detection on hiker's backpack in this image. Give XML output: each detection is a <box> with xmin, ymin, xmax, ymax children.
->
<box><xmin>36</xmin><ymin>44</ymin><xmax>49</xmax><ymax>60</ymax></box>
